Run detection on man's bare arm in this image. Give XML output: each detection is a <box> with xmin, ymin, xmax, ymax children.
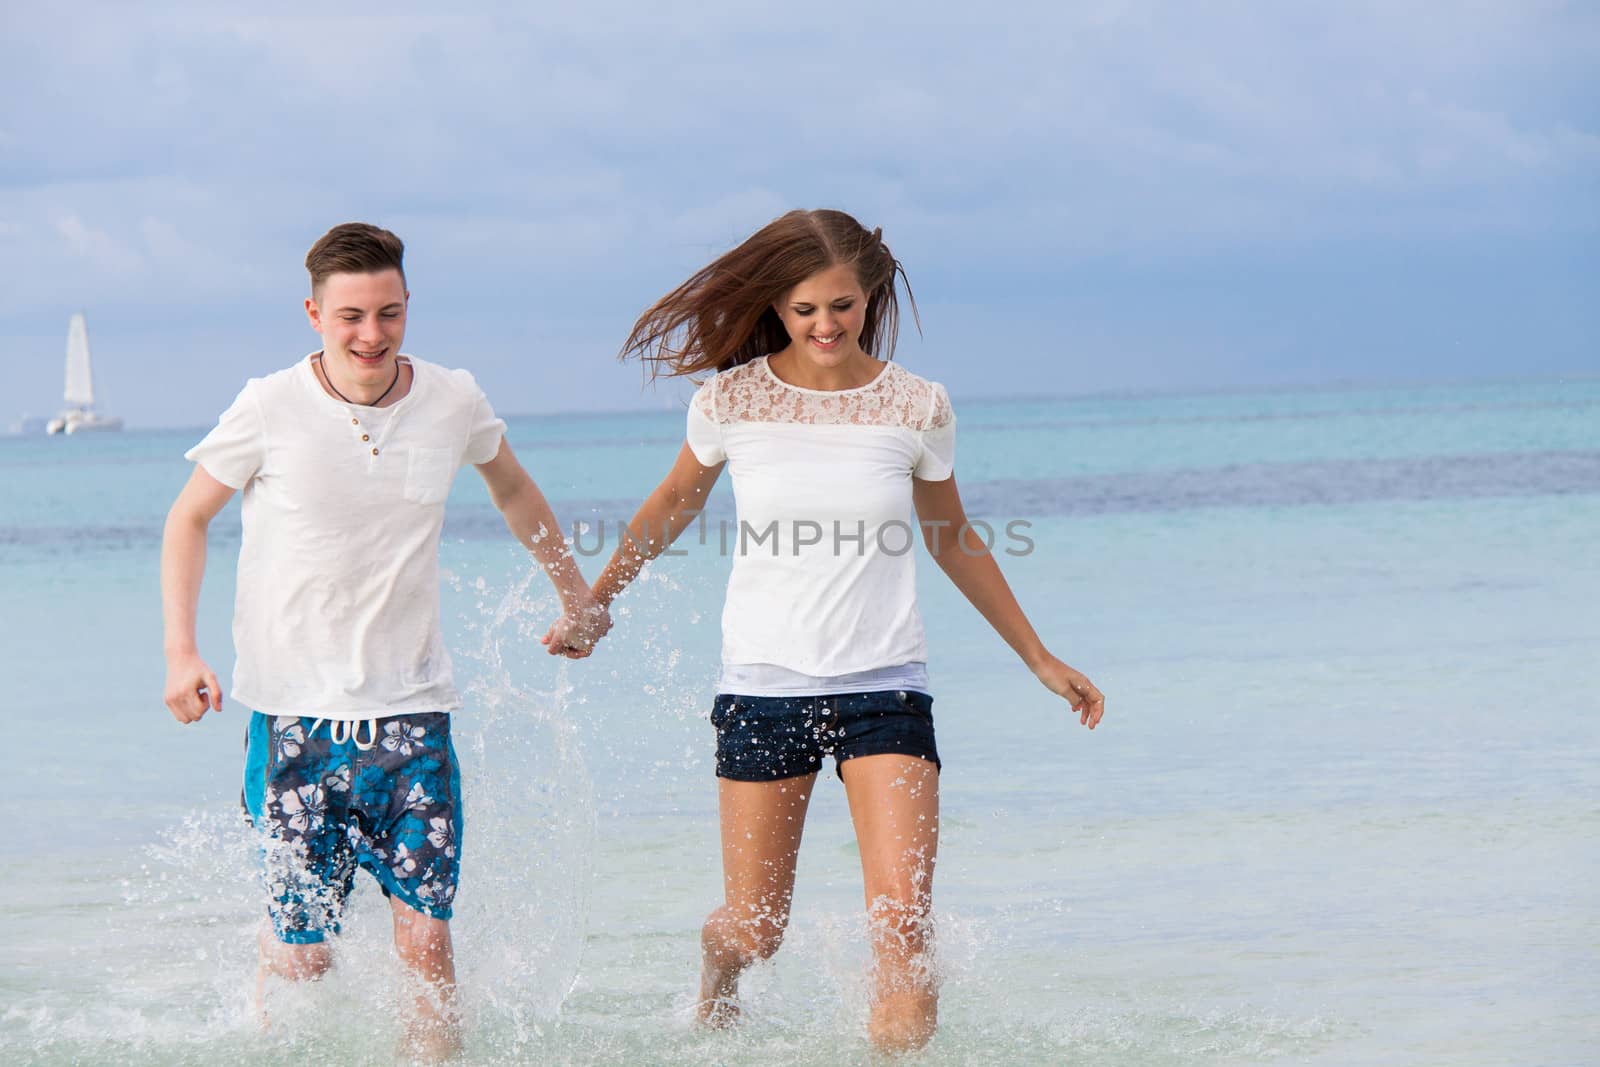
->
<box><xmin>161</xmin><ymin>466</ymin><xmax>236</xmax><ymax>723</ymax></box>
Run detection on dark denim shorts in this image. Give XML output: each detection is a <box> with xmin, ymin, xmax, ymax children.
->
<box><xmin>711</xmin><ymin>689</ymin><xmax>940</xmax><ymax>781</ymax></box>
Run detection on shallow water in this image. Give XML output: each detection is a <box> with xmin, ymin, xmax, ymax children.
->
<box><xmin>3</xmin><ymin>379</ymin><xmax>1597</xmax><ymax>1064</ymax></box>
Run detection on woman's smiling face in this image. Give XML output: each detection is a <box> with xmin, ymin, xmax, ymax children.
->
<box><xmin>774</xmin><ymin>262</ymin><xmax>870</xmax><ymax>369</ymax></box>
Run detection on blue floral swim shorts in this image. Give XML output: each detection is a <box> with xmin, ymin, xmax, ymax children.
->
<box><xmin>242</xmin><ymin>711</ymin><xmax>463</xmax><ymax>944</ymax></box>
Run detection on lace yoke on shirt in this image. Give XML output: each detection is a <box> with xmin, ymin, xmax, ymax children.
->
<box><xmin>694</xmin><ymin>358</ymin><xmax>953</xmax><ymax>430</ymax></box>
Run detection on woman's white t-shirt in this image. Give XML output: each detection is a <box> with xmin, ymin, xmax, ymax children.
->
<box><xmin>185</xmin><ymin>354</ymin><xmax>506</xmax><ymax>720</ymax></box>
<box><xmin>685</xmin><ymin>357</ymin><xmax>956</xmax><ymax>688</ymax></box>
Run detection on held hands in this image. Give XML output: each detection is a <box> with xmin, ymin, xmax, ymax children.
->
<box><xmin>1033</xmin><ymin>653</ymin><xmax>1105</xmax><ymax>729</ymax></box>
<box><xmin>164</xmin><ymin>650</ymin><xmax>222</xmax><ymax>724</ymax></box>
<box><xmin>540</xmin><ymin>597</ymin><xmax>613</xmax><ymax>659</ymax></box>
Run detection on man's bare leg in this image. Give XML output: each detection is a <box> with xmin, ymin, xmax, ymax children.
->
<box><xmin>255</xmin><ymin>921</ymin><xmax>334</xmax><ymax>1026</ymax></box>
<box><xmin>698</xmin><ymin>773</ymin><xmax>817</xmax><ymax>1025</ymax></box>
<box><xmin>841</xmin><ymin>753</ymin><xmax>941</xmax><ymax>1053</ymax></box>
<box><xmin>390</xmin><ymin>897</ymin><xmax>460</xmax><ymax>1062</ymax></box>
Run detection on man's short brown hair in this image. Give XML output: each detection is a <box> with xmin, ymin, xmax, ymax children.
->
<box><xmin>305</xmin><ymin>223</ymin><xmax>406</xmax><ymax>293</ymax></box>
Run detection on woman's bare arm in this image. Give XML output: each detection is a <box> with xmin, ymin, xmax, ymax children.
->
<box><xmin>592</xmin><ymin>443</ymin><xmax>725</xmax><ymax>609</ymax></box>
<box><xmin>912</xmin><ymin>474</ymin><xmax>1104</xmax><ymax>729</ymax></box>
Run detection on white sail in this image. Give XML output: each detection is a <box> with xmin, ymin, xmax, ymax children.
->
<box><xmin>63</xmin><ymin>313</ymin><xmax>94</xmax><ymax>407</ymax></box>
<box><xmin>46</xmin><ymin>312</ymin><xmax>122</xmax><ymax>434</ymax></box>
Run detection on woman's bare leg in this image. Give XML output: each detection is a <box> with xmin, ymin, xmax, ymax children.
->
<box><xmin>698</xmin><ymin>773</ymin><xmax>818</xmax><ymax>1025</ymax></box>
<box><xmin>840</xmin><ymin>753</ymin><xmax>941</xmax><ymax>1053</ymax></box>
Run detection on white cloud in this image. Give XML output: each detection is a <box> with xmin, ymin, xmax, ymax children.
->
<box><xmin>54</xmin><ymin>213</ymin><xmax>146</xmax><ymax>276</ymax></box>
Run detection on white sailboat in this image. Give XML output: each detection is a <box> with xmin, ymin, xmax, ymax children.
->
<box><xmin>46</xmin><ymin>313</ymin><xmax>123</xmax><ymax>434</ymax></box>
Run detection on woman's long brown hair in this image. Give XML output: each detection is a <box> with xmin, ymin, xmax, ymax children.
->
<box><xmin>620</xmin><ymin>209</ymin><xmax>917</xmax><ymax>380</ymax></box>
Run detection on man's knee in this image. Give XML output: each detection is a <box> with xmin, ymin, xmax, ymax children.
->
<box><xmin>395</xmin><ymin>919</ymin><xmax>450</xmax><ymax>953</ymax></box>
<box><xmin>259</xmin><ymin>925</ymin><xmax>335</xmax><ymax>981</ymax></box>
<box><xmin>390</xmin><ymin>901</ymin><xmax>453</xmax><ymax>972</ymax></box>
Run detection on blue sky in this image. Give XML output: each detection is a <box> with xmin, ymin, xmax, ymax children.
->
<box><xmin>2</xmin><ymin>1</ymin><xmax>1596</xmax><ymax>428</ymax></box>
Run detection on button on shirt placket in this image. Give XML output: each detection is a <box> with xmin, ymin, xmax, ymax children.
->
<box><xmin>349</xmin><ymin>409</ymin><xmax>394</xmax><ymax>466</ymax></box>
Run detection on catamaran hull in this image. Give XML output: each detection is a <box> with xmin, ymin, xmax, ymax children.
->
<box><xmin>47</xmin><ymin>413</ymin><xmax>124</xmax><ymax>434</ymax></box>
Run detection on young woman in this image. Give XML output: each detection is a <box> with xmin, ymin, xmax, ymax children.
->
<box><xmin>551</xmin><ymin>209</ymin><xmax>1104</xmax><ymax>1052</ymax></box>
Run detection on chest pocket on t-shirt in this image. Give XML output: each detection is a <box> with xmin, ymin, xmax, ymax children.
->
<box><xmin>404</xmin><ymin>447</ymin><xmax>456</xmax><ymax>505</ymax></box>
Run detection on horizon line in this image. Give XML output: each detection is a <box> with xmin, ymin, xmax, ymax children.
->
<box><xmin>8</xmin><ymin>368</ymin><xmax>1599</xmax><ymax>436</ymax></box>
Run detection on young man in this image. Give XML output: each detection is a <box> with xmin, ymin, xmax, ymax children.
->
<box><xmin>161</xmin><ymin>222</ymin><xmax>607</xmax><ymax>1059</ymax></box>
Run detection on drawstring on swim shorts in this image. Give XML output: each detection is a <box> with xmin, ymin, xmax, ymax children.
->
<box><xmin>308</xmin><ymin>717</ymin><xmax>380</xmax><ymax>750</ymax></box>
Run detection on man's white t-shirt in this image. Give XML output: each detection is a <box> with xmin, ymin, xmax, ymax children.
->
<box><xmin>185</xmin><ymin>354</ymin><xmax>506</xmax><ymax>721</ymax></box>
<box><xmin>685</xmin><ymin>356</ymin><xmax>956</xmax><ymax>683</ymax></box>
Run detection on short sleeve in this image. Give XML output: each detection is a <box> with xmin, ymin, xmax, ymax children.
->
<box><xmin>685</xmin><ymin>379</ymin><xmax>726</xmax><ymax>466</ymax></box>
<box><xmin>913</xmin><ymin>383</ymin><xmax>956</xmax><ymax>480</ymax></box>
<box><xmin>184</xmin><ymin>383</ymin><xmax>266</xmax><ymax>489</ymax></box>
<box><xmin>462</xmin><ymin>375</ymin><xmax>507</xmax><ymax>465</ymax></box>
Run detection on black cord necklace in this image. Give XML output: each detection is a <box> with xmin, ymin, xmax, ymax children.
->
<box><xmin>317</xmin><ymin>353</ymin><xmax>403</xmax><ymax>407</ymax></box>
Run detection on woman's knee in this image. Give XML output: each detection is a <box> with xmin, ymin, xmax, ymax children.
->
<box><xmin>866</xmin><ymin>894</ymin><xmax>933</xmax><ymax>955</ymax></box>
<box><xmin>749</xmin><ymin>918</ymin><xmax>786</xmax><ymax>960</ymax></box>
<box><xmin>705</xmin><ymin>904</ymin><xmax>789</xmax><ymax>962</ymax></box>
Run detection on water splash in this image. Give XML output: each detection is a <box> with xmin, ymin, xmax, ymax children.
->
<box><xmin>443</xmin><ymin>561</ymin><xmax>599</xmax><ymax>1049</ymax></box>
<box><xmin>0</xmin><ymin>560</ymin><xmax>599</xmax><ymax>1064</ymax></box>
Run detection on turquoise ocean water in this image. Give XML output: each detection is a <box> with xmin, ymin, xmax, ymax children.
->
<box><xmin>1</xmin><ymin>379</ymin><xmax>1597</xmax><ymax>1065</ymax></box>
